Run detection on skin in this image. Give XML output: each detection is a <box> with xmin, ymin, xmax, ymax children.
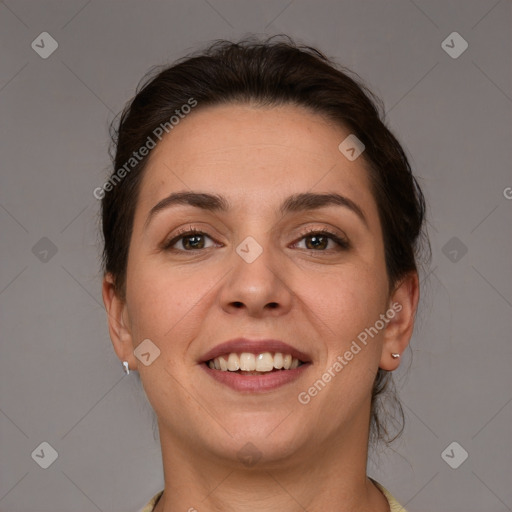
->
<box><xmin>102</xmin><ymin>103</ymin><xmax>419</xmax><ymax>512</ymax></box>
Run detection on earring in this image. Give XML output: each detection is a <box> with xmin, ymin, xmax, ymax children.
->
<box><xmin>391</xmin><ymin>353</ymin><xmax>400</xmax><ymax>359</ymax></box>
<box><xmin>122</xmin><ymin>361</ymin><xmax>130</xmax><ymax>375</ymax></box>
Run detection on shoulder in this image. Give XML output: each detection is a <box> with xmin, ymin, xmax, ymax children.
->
<box><xmin>372</xmin><ymin>479</ymin><xmax>408</xmax><ymax>512</ymax></box>
<box><xmin>141</xmin><ymin>490</ymin><xmax>163</xmax><ymax>512</ymax></box>
<box><xmin>141</xmin><ymin>485</ymin><xmax>406</xmax><ymax>512</ymax></box>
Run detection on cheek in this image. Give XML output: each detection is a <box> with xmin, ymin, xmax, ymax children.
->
<box><xmin>301</xmin><ymin>264</ymin><xmax>388</xmax><ymax>406</ymax></box>
<box><xmin>307</xmin><ymin>260</ymin><xmax>388</xmax><ymax>338</ymax></box>
<box><xmin>124</xmin><ymin>256</ymin><xmax>216</xmax><ymax>343</ymax></box>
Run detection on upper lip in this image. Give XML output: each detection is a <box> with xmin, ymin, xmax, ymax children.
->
<box><xmin>200</xmin><ymin>338</ymin><xmax>311</xmax><ymax>364</ymax></box>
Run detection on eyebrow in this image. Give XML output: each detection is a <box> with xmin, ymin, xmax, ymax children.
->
<box><xmin>144</xmin><ymin>191</ymin><xmax>368</xmax><ymax>229</ymax></box>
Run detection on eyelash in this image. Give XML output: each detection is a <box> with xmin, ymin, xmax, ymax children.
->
<box><xmin>161</xmin><ymin>226</ymin><xmax>350</xmax><ymax>253</ymax></box>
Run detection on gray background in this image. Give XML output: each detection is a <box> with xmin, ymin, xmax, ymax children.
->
<box><xmin>1</xmin><ymin>1</ymin><xmax>511</xmax><ymax>511</ymax></box>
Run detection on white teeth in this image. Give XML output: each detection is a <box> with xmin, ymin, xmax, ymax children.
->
<box><xmin>240</xmin><ymin>353</ymin><xmax>256</xmax><ymax>371</ymax></box>
<box><xmin>255</xmin><ymin>352</ymin><xmax>274</xmax><ymax>371</ymax></box>
<box><xmin>273</xmin><ymin>352</ymin><xmax>284</xmax><ymax>369</ymax></box>
<box><xmin>208</xmin><ymin>352</ymin><xmax>302</xmax><ymax>373</ymax></box>
<box><xmin>227</xmin><ymin>353</ymin><xmax>240</xmax><ymax>371</ymax></box>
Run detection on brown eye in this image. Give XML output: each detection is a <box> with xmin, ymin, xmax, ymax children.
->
<box><xmin>180</xmin><ymin>233</ymin><xmax>208</xmax><ymax>250</ymax></box>
<box><xmin>163</xmin><ymin>230</ymin><xmax>217</xmax><ymax>251</ymax></box>
<box><xmin>294</xmin><ymin>230</ymin><xmax>350</xmax><ymax>251</ymax></box>
<box><xmin>304</xmin><ymin>233</ymin><xmax>329</xmax><ymax>250</ymax></box>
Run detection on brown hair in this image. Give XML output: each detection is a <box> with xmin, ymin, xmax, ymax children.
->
<box><xmin>101</xmin><ymin>34</ymin><xmax>428</xmax><ymax>445</ymax></box>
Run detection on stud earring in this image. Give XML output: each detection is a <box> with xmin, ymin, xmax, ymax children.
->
<box><xmin>391</xmin><ymin>353</ymin><xmax>400</xmax><ymax>359</ymax></box>
<box><xmin>122</xmin><ymin>361</ymin><xmax>130</xmax><ymax>375</ymax></box>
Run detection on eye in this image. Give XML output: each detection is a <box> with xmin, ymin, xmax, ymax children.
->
<box><xmin>162</xmin><ymin>228</ymin><xmax>219</xmax><ymax>252</ymax></box>
<box><xmin>161</xmin><ymin>227</ymin><xmax>350</xmax><ymax>253</ymax></box>
<box><xmin>292</xmin><ymin>229</ymin><xmax>349</xmax><ymax>251</ymax></box>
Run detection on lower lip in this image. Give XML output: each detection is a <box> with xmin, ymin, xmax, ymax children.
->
<box><xmin>201</xmin><ymin>363</ymin><xmax>311</xmax><ymax>392</ymax></box>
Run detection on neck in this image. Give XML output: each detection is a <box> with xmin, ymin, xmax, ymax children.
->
<box><xmin>153</xmin><ymin>419</ymin><xmax>389</xmax><ymax>512</ymax></box>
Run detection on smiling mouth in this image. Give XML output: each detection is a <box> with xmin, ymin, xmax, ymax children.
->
<box><xmin>206</xmin><ymin>351</ymin><xmax>305</xmax><ymax>374</ymax></box>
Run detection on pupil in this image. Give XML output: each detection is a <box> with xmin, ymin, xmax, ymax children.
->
<box><xmin>185</xmin><ymin>235</ymin><xmax>204</xmax><ymax>249</ymax></box>
<box><xmin>307</xmin><ymin>235</ymin><xmax>327</xmax><ymax>250</ymax></box>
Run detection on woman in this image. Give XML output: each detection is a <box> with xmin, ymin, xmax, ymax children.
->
<box><xmin>100</xmin><ymin>35</ymin><xmax>426</xmax><ymax>512</ymax></box>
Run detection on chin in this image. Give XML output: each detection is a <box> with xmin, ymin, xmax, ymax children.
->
<box><xmin>201</xmin><ymin>417</ymin><xmax>310</xmax><ymax>469</ymax></box>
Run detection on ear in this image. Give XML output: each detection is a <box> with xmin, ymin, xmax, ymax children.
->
<box><xmin>102</xmin><ymin>273</ymin><xmax>138</xmax><ymax>372</ymax></box>
<box><xmin>379</xmin><ymin>271</ymin><xmax>419</xmax><ymax>371</ymax></box>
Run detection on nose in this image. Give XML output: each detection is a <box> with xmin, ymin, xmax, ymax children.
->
<box><xmin>218</xmin><ymin>239</ymin><xmax>294</xmax><ymax>318</ymax></box>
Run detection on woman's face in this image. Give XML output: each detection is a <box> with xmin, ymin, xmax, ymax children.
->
<box><xmin>109</xmin><ymin>103</ymin><xmax>410</xmax><ymax>467</ymax></box>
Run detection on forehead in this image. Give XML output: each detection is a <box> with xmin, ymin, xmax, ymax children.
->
<box><xmin>136</xmin><ymin>103</ymin><xmax>376</xmax><ymax>220</ymax></box>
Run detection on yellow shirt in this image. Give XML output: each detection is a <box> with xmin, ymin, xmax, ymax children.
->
<box><xmin>141</xmin><ymin>481</ymin><xmax>407</xmax><ymax>512</ymax></box>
